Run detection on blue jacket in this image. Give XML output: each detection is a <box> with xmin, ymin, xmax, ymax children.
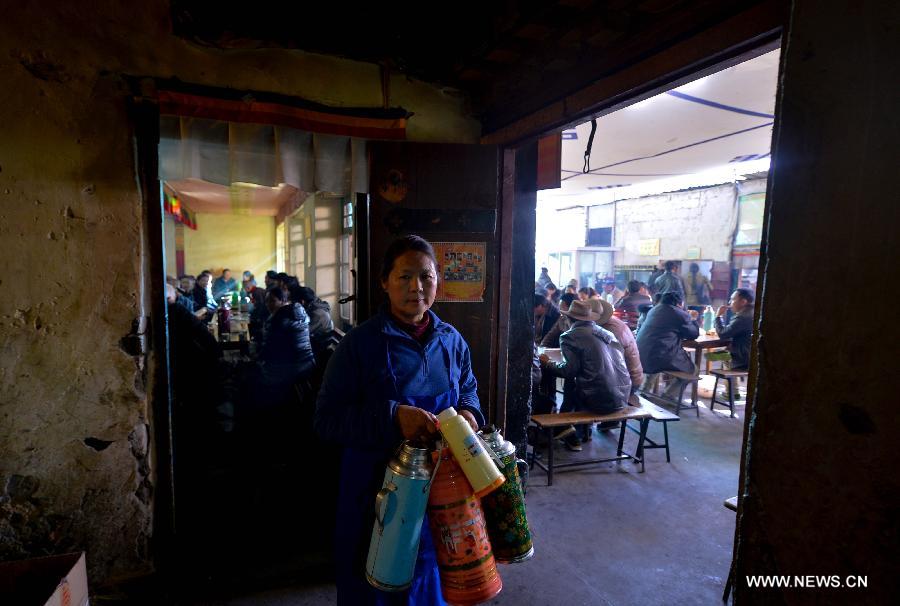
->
<box><xmin>212</xmin><ymin>276</ymin><xmax>238</xmax><ymax>299</ymax></box>
<box><xmin>315</xmin><ymin>308</ymin><xmax>484</xmax><ymax>450</ymax></box>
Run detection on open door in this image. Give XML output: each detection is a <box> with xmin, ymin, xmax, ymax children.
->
<box><xmin>364</xmin><ymin>143</ymin><xmax>501</xmax><ymax>420</ymax></box>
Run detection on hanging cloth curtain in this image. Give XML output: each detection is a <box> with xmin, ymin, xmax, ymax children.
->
<box><xmin>156</xmin><ymin>88</ymin><xmax>409</xmax><ymax>196</ymax></box>
<box><xmin>159</xmin><ymin>115</ymin><xmax>368</xmax><ymax>197</ymax></box>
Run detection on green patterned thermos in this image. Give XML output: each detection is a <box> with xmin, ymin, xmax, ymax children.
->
<box><xmin>479</xmin><ymin>426</ymin><xmax>534</xmax><ymax>563</ymax></box>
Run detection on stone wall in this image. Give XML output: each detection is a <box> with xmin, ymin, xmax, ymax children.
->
<box><xmin>614</xmin><ymin>182</ymin><xmax>739</xmax><ymax>265</ymax></box>
<box><xmin>0</xmin><ymin>0</ymin><xmax>479</xmax><ymax>583</ymax></box>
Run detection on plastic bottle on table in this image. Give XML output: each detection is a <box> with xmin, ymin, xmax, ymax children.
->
<box><xmin>703</xmin><ymin>305</ymin><xmax>715</xmax><ymax>333</ymax></box>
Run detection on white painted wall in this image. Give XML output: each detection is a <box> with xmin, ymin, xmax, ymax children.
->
<box><xmin>535</xmin><ymin>206</ymin><xmax>586</xmax><ymax>276</ymax></box>
<box><xmin>613</xmin><ymin>183</ymin><xmax>739</xmax><ymax>264</ymax></box>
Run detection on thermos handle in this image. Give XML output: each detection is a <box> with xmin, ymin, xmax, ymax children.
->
<box><xmin>476</xmin><ymin>432</ymin><xmax>504</xmax><ymax>468</ymax></box>
<box><xmin>374</xmin><ymin>483</ymin><xmax>397</xmax><ymax>528</ymax></box>
<box><xmin>424</xmin><ymin>438</ymin><xmax>444</xmax><ymax>494</ymax></box>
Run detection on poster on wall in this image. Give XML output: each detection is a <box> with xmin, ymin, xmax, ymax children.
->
<box><xmin>433</xmin><ymin>242</ymin><xmax>486</xmax><ymax>303</ymax></box>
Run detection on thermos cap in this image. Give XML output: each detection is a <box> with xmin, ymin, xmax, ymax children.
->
<box><xmin>437</xmin><ymin>408</ymin><xmax>457</xmax><ymax>423</ymax></box>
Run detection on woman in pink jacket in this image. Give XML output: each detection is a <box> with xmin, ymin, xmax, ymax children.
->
<box><xmin>592</xmin><ymin>298</ymin><xmax>643</xmax><ymax>391</ymax></box>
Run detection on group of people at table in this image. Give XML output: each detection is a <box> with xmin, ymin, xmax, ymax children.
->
<box><xmin>533</xmin><ymin>261</ymin><xmax>754</xmax><ymax>451</ymax></box>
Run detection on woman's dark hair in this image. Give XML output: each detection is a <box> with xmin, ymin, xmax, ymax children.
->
<box><xmin>560</xmin><ymin>292</ymin><xmax>576</xmax><ymax>306</ymax></box>
<box><xmin>380</xmin><ymin>235</ymin><xmax>437</xmax><ymax>281</ymax></box>
<box><xmin>282</xmin><ymin>275</ymin><xmax>300</xmax><ymax>292</ymax></box>
<box><xmin>627</xmin><ymin>280</ymin><xmax>641</xmax><ymax>294</ymax></box>
<box><xmin>292</xmin><ymin>285</ymin><xmax>316</xmax><ymax>304</ymax></box>
<box><xmin>266</xmin><ymin>286</ymin><xmax>289</xmax><ymax>303</ymax></box>
<box><xmin>661</xmin><ymin>291</ymin><xmax>683</xmax><ymax>306</ymax></box>
<box><xmin>734</xmin><ymin>288</ymin><xmax>755</xmax><ymax>304</ymax></box>
<box><xmin>689</xmin><ymin>262</ymin><xmax>700</xmax><ymax>273</ymax></box>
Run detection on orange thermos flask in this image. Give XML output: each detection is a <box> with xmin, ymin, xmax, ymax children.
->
<box><xmin>427</xmin><ymin>447</ymin><xmax>502</xmax><ymax>606</ymax></box>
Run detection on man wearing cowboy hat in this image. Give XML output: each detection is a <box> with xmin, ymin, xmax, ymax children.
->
<box><xmin>590</xmin><ymin>298</ymin><xmax>643</xmax><ymax>391</ymax></box>
<box><xmin>540</xmin><ymin>299</ymin><xmax>631</xmax><ymax>450</ymax></box>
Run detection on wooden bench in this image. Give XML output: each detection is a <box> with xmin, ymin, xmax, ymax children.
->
<box><xmin>655</xmin><ymin>370</ymin><xmax>701</xmax><ymax>417</ymax></box>
<box><xmin>624</xmin><ymin>395</ymin><xmax>680</xmax><ymax>463</ymax></box>
<box><xmin>710</xmin><ymin>369</ymin><xmax>749</xmax><ymax>417</ymax></box>
<box><xmin>529</xmin><ymin>402</ymin><xmax>651</xmax><ymax>486</ymax></box>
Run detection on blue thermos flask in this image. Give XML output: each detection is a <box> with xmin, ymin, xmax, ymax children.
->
<box><xmin>366</xmin><ymin>442</ymin><xmax>434</xmax><ymax>591</ymax></box>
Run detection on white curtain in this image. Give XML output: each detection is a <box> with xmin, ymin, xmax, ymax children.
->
<box><xmin>159</xmin><ymin>116</ymin><xmax>368</xmax><ymax>196</ymax></box>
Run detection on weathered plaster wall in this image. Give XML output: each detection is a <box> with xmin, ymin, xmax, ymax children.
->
<box><xmin>614</xmin><ymin>183</ymin><xmax>739</xmax><ymax>265</ymax></box>
<box><xmin>0</xmin><ymin>0</ymin><xmax>480</xmax><ymax>583</ymax></box>
<box><xmin>734</xmin><ymin>1</ymin><xmax>900</xmax><ymax>602</ymax></box>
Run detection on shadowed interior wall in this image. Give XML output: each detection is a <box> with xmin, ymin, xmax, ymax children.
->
<box><xmin>734</xmin><ymin>0</ymin><xmax>900</xmax><ymax>602</ymax></box>
<box><xmin>0</xmin><ymin>0</ymin><xmax>479</xmax><ymax>583</ymax></box>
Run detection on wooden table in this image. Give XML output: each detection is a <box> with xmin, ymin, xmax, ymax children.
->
<box><xmin>540</xmin><ymin>347</ymin><xmax>562</xmax><ymax>363</ymax></box>
<box><xmin>681</xmin><ymin>334</ymin><xmax>730</xmax><ymax>404</ymax></box>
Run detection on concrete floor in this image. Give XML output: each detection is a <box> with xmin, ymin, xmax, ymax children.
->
<box><xmin>186</xmin><ymin>387</ymin><xmax>745</xmax><ymax>606</ymax></box>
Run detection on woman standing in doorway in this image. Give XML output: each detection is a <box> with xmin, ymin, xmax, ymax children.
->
<box><xmin>315</xmin><ymin>235</ymin><xmax>484</xmax><ymax>605</ymax></box>
<box><xmin>684</xmin><ymin>262</ymin><xmax>712</xmax><ymax>307</ymax></box>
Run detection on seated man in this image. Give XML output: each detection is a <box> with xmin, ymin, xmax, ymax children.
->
<box><xmin>540</xmin><ymin>292</ymin><xmax>575</xmax><ymax>348</ymax></box>
<box><xmin>594</xmin><ymin>299</ymin><xmax>643</xmax><ymax>393</ymax></box>
<box><xmin>264</xmin><ymin>270</ymin><xmax>278</xmax><ymax>291</ymax></box>
<box><xmin>715</xmin><ymin>288</ymin><xmax>755</xmax><ymax>370</ymax></box>
<box><xmin>291</xmin><ymin>285</ymin><xmax>335</xmax><ymax>354</ymax></box>
<box><xmin>212</xmin><ymin>268</ymin><xmax>238</xmax><ymax>300</ymax></box>
<box><xmin>258</xmin><ymin>287</ymin><xmax>316</xmax><ymax>394</ymax></box>
<box><xmin>192</xmin><ymin>271</ymin><xmax>217</xmax><ymax>322</ymax></box>
<box><xmin>598</xmin><ymin>277</ymin><xmax>624</xmax><ymax>306</ymax></box>
<box><xmin>533</xmin><ymin>293</ymin><xmax>560</xmax><ymax>344</ymax></box>
<box><xmin>165</xmin><ymin>284</ymin><xmax>226</xmax><ymax>434</ymax></box>
<box><xmin>242</xmin><ymin>274</ymin><xmax>267</xmax><ymax>341</ymax></box>
<box><xmin>636</xmin><ymin>291</ymin><xmax>699</xmax><ymax>399</ymax></box>
<box><xmin>540</xmin><ymin>299</ymin><xmax>631</xmax><ymax>451</ymax></box>
<box><xmin>616</xmin><ymin>280</ymin><xmax>653</xmax><ymax>314</ymax></box>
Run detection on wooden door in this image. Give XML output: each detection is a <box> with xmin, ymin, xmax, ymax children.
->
<box><xmin>365</xmin><ymin>143</ymin><xmax>501</xmax><ymax>418</ymax></box>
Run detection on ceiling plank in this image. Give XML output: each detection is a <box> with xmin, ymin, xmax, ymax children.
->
<box><xmin>481</xmin><ymin>0</ymin><xmax>786</xmax><ymax>145</ymax></box>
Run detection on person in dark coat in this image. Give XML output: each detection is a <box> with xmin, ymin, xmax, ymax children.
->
<box><xmin>715</xmin><ymin>288</ymin><xmax>755</xmax><ymax>370</ymax></box>
<box><xmin>540</xmin><ymin>299</ymin><xmax>630</xmax><ymax>449</ymax></box>
<box><xmin>192</xmin><ymin>271</ymin><xmax>217</xmax><ymax>321</ymax></box>
<box><xmin>291</xmin><ymin>285</ymin><xmax>335</xmax><ymax>353</ymax></box>
<box><xmin>651</xmin><ymin>260</ymin><xmax>686</xmax><ymax>301</ymax></box>
<box><xmin>533</xmin><ymin>293</ymin><xmax>560</xmax><ymax>344</ymax></box>
<box><xmin>241</xmin><ymin>276</ymin><xmax>268</xmax><ymax>342</ymax></box>
<box><xmin>315</xmin><ymin>235</ymin><xmax>484</xmax><ymax>606</ymax></box>
<box><xmin>636</xmin><ymin>291</ymin><xmax>699</xmax><ymax>397</ymax></box>
<box><xmin>616</xmin><ymin>280</ymin><xmax>653</xmax><ymax>314</ymax></box>
<box><xmin>166</xmin><ymin>284</ymin><xmax>224</xmax><ymax>433</ymax></box>
<box><xmin>258</xmin><ymin>287</ymin><xmax>315</xmax><ymax>390</ymax></box>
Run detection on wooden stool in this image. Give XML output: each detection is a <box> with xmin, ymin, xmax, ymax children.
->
<box><xmin>626</xmin><ymin>396</ymin><xmax>680</xmax><ymax>462</ymax></box>
<box><xmin>659</xmin><ymin>370</ymin><xmax>700</xmax><ymax>417</ymax></box>
<box><xmin>710</xmin><ymin>369</ymin><xmax>749</xmax><ymax>417</ymax></box>
<box><xmin>705</xmin><ymin>348</ymin><xmax>731</xmax><ymax>374</ymax></box>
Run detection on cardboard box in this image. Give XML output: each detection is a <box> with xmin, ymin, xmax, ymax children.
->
<box><xmin>0</xmin><ymin>552</ymin><xmax>89</xmax><ymax>606</ymax></box>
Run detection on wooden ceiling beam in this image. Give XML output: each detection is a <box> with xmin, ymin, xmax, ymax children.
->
<box><xmin>480</xmin><ymin>0</ymin><xmax>786</xmax><ymax>145</ymax></box>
